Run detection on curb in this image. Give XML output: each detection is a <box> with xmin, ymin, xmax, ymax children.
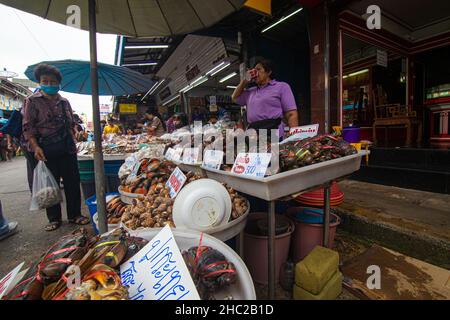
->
<box><xmin>334</xmin><ymin>207</ymin><xmax>450</xmax><ymax>270</ymax></box>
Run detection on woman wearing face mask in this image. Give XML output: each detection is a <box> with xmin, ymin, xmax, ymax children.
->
<box><xmin>22</xmin><ymin>64</ymin><xmax>89</xmax><ymax>232</ymax></box>
<box><xmin>232</xmin><ymin>59</ymin><xmax>299</xmax><ymax>138</ymax></box>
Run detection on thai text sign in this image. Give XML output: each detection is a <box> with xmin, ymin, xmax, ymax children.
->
<box><xmin>120</xmin><ymin>225</ymin><xmax>200</xmax><ymax>300</ymax></box>
<box><xmin>166</xmin><ymin>167</ymin><xmax>187</xmax><ymax>198</ymax></box>
<box><xmin>232</xmin><ymin>153</ymin><xmax>272</xmax><ymax>177</ymax></box>
<box><xmin>119</xmin><ymin>103</ymin><xmax>137</xmax><ymax>114</ymax></box>
<box><xmin>203</xmin><ymin>150</ymin><xmax>224</xmax><ymax>170</ymax></box>
<box><xmin>281</xmin><ymin>124</ymin><xmax>319</xmax><ymax>144</ymax></box>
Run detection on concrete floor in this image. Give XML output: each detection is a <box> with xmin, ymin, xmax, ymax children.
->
<box><xmin>1</xmin><ymin>157</ymin><xmax>447</xmax><ymax>299</ymax></box>
<box><xmin>339</xmin><ymin>180</ymin><xmax>450</xmax><ymax>242</ymax></box>
<box><xmin>0</xmin><ymin>157</ymin><xmax>92</xmax><ymax>278</ymax></box>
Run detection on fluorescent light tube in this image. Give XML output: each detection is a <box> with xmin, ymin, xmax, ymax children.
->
<box><xmin>219</xmin><ymin>72</ymin><xmax>237</xmax><ymax>83</ymax></box>
<box><xmin>206</xmin><ymin>62</ymin><xmax>226</xmax><ymax>75</ymax></box>
<box><xmin>262</xmin><ymin>8</ymin><xmax>303</xmax><ymax>33</ymax></box>
<box><xmin>210</xmin><ymin>62</ymin><xmax>231</xmax><ymax>76</ymax></box>
<box><xmin>162</xmin><ymin>95</ymin><xmax>180</xmax><ymax>106</ymax></box>
<box><xmin>123</xmin><ymin>62</ymin><xmax>157</xmax><ymax>67</ymax></box>
<box><xmin>125</xmin><ymin>45</ymin><xmax>169</xmax><ymax>49</ymax></box>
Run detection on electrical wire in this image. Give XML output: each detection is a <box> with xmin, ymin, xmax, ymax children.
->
<box><xmin>14</xmin><ymin>10</ymin><xmax>51</xmax><ymax>59</ymax></box>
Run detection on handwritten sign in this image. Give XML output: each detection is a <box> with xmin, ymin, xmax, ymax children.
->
<box><xmin>281</xmin><ymin>124</ymin><xmax>319</xmax><ymax>144</ymax></box>
<box><xmin>182</xmin><ymin>148</ymin><xmax>200</xmax><ymax>164</ymax></box>
<box><xmin>166</xmin><ymin>167</ymin><xmax>187</xmax><ymax>198</ymax></box>
<box><xmin>165</xmin><ymin>148</ymin><xmax>183</xmax><ymax>162</ymax></box>
<box><xmin>0</xmin><ymin>262</ymin><xmax>26</xmax><ymax>299</ymax></box>
<box><xmin>120</xmin><ymin>225</ymin><xmax>200</xmax><ymax>300</ymax></box>
<box><xmin>202</xmin><ymin>150</ymin><xmax>224</xmax><ymax>170</ymax></box>
<box><xmin>231</xmin><ymin>153</ymin><xmax>272</xmax><ymax>177</ymax></box>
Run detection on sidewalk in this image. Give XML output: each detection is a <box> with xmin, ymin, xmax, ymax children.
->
<box><xmin>336</xmin><ymin>180</ymin><xmax>450</xmax><ymax>269</ymax></box>
<box><xmin>0</xmin><ymin>157</ymin><xmax>92</xmax><ymax>278</ymax></box>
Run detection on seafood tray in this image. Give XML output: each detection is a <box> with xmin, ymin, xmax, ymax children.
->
<box><xmin>171</xmin><ymin>160</ymin><xmax>206</xmax><ymax>177</ymax></box>
<box><xmin>77</xmin><ymin>154</ymin><xmax>128</xmax><ymax>161</ymax></box>
<box><xmin>118</xmin><ymin>186</ymin><xmax>143</xmax><ymax>204</ymax></box>
<box><xmin>123</xmin><ymin>200</ymin><xmax>250</xmax><ymax>242</ymax></box>
<box><xmin>134</xmin><ymin>228</ymin><xmax>256</xmax><ymax>300</ymax></box>
<box><xmin>202</xmin><ymin>151</ymin><xmax>369</xmax><ymax>201</ymax></box>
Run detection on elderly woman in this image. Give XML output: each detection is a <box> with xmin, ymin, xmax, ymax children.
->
<box><xmin>22</xmin><ymin>64</ymin><xmax>89</xmax><ymax>231</ymax></box>
<box><xmin>232</xmin><ymin>58</ymin><xmax>299</xmax><ymax>138</ymax></box>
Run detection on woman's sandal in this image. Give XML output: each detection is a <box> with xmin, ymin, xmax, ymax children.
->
<box><xmin>68</xmin><ymin>216</ymin><xmax>90</xmax><ymax>225</ymax></box>
<box><xmin>45</xmin><ymin>221</ymin><xmax>61</xmax><ymax>232</ymax></box>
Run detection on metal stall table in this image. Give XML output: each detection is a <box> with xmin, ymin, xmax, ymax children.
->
<box><xmin>201</xmin><ymin>150</ymin><xmax>369</xmax><ymax>299</ymax></box>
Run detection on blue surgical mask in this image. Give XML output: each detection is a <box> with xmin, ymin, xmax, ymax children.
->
<box><xmin>39</xmin><ymin>85</ymin><xmax>60</xmax><ymax>95</ymax></box>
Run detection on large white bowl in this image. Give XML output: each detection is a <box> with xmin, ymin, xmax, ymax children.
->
<box><xmin>173</xmin><ymin>179</ymin><xmax>232</xmax><ymax>232</ymax></box>
<box><xmin>133</xmin><ymin>228</ymin><xmax>256</xmax><ymax>300</ymax></box>
<box><xmin>121</xmin><ymin>200</ymin><xmax>250</xmax><ymax>242</ymax></box>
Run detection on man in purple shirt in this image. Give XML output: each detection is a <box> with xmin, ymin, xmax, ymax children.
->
<box><xmin>232</xmin><ymin>59</ymin><xmax>299</xmax><ymax>137</ymax></box>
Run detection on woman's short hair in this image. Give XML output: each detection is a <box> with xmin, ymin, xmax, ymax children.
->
<box><xmin>34</xmin><ymin>64</ymin><xmax>63</xmax><ymax>83</ymax></box>
<box><xmin>255</xmin><ymin>58</ymin><xmax>275</xmax><ymax>79</ymax></box>
<box><xmin>146</xmin><ymin>107</ymin><xmax>157</xmax><ymax>116</ymax></box>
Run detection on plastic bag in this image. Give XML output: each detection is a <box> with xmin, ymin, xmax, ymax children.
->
<box><xmin>30</xmin><ymin>161</ymin><xmax>62</xmax><ymax>211</ymax></box>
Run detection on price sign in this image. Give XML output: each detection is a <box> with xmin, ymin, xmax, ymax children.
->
<box><xmin>165</xmin><ymin>148</ymin><xmax>183</xmax><ymax>162</ymax></box>
<box><xmin>202</xmin><ymin>150</ymin><xmax>224</xmax><ymax>170</ymax></box>
<box><xmin>231</xmin><ymin>153</ymin><xmax>272</xmax><ymax>177</ymax></box>
<box><xmin>182</xmin><ymin>148</ymin><xmax>200</xmax><ymax>164</ymax></box>
<box><xmin>281</xmin><ymin>124</ymin><xmax>319</xmax><ymax>144</ymax></box>
<box><xmin>0</xmin><ymin>262</ymin><xmax>27</xmax><ymax>299</ymax></box>
<box><xmin>119</xmin><ymin>103</ymin><xmax>137</xmax><ymax>114</ymax></box>
<box><xmin>120</xmin><ymin>225</ymin><xmax>200</xmax><ymax>300</ymax></box>
<box><xmin>166</xmin><ymin>167</ymin><xmax>187</xmax><ymax>198</ymax></box>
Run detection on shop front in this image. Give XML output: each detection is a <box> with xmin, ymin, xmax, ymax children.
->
<box><xmin>332</xmin><ymin>0</ymin><xmax>450</xmax><ymax>193</ymax></box>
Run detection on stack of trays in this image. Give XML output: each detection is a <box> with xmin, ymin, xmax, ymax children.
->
<box><xmin>295</xmin><ymin>181</ymin><xmax>344</xmax><ymax>207</ymax></box>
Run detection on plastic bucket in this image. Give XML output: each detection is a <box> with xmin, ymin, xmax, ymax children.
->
<box><xmin>106</xmin><ymin>175</ymin><xmax>121</xmax><ymax>194</ymax></box>
<box><xmin>104</xmin><ymin>160</ymin><xmax>124</xmax><ymax>175</ymax></box>
<box><xmin>92</xmin><ymin>212</ymin><xmax>120</xmax><ymax>235</ymax></box>
<box><xmin>287</xmin><ymin>207</ymin><xmax>340</xmax><ymax>262</ymax></box>
<box><xmin>80</xmin><ymin>180</ymin><xmax>96</xmax><ymax>200</ymax></box>
<box><xmin>342</xmin><ymin>126</ymin><xmax>360</xmax><ymax>143</ymax></box>
<box><xmin>85</xmin><ymin>193</ymin><xmax>120</xmax><ymax>234</ymax></box>
<box><xmin>243</xmin><ymin>212</ymin><xmax>295</xmax><ymax>285</ymax></box>
<box><xmin>78</xmin><ymin>160</ymin><xmax>94</xmax><ymax>170</ymax></box>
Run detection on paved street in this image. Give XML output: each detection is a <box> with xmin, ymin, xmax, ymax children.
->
<box><xmin>0</xmin><ymin>156</ymin><xmax>92</xmax><ymax>278</ymax></box>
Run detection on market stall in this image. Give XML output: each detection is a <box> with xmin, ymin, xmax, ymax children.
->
<box><xmin>198</xmin><ymin>134</ymin><xmax>369</xmax><ymax>299</ymax></box>
<box><xmin>1</xmin><ymin>226</ymin><xmax>256</xmax><ymax>300</ymax></box>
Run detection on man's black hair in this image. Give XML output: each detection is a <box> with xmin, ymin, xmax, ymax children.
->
<box><xmin>254</xmin><ymin>58</ymin><xmax>275</xmax><ymax>79</ymax></box>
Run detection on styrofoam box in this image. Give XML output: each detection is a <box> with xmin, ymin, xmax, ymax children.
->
<box><xmin>202</xmin><ymin>151</ymin><xmax>369</xmax><ymax>201</ymax></box>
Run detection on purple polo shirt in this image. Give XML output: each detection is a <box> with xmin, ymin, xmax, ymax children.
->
<box><xmin>235</xmin><ymin>80</ymin><xmax>297</xmax><ymax>136</ymax></box>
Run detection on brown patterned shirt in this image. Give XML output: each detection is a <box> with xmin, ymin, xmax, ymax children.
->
<box><xmin>22</xmin><ymin>92</ymin><xmax>76</xmax><ymax>153</ymax></box>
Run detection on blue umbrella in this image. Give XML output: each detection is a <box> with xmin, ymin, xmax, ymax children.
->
<box><xmin>25</xmin><ymin>59</ymin><xmax>155</xmax><ymax>96</ymax></box>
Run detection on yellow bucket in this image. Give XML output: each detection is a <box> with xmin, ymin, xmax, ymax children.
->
<box><xmin>351</xmin><ymin>143</ymin><xmax>362</xmax><ymax>151</ymax></box>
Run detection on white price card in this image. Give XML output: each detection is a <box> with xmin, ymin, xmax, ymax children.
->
<box><xmin>182</xmin><ymin>148</ymin><xmax>200</xmax><ymax>164</ymax></box>
<box><xmin>166</xmin><ymin>167</ymin><xmax>187</xmax><ymax>198</ymax></box>
<box><xmin>202</xmin><ymin>150</ymin><xmax>224</xmax><ymax>170</ymax></box>
<box><xmin>120</xmin><ymin>225</ymin><xmax>200</xmax><ymax>300</ymax></box>
<box><xmin>231</xmin><ymin>153</ymin><xmax>272</xmax><ymax>178</ymax></box>
<box><xmin>165</xmin><ymin>148</ymin><xmax>183</xmax><ymax>162</ymax></box>
<box><xmin>0</xmin><ymin>262</ymin><xmax>27</xmax><ymax>299</ymax></box>
<box><xmin>281</xmin><ymin>124</ymin><xmax>319</xmax><ymax>144</ymax></box>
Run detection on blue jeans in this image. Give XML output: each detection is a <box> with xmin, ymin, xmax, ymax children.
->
<box><xmin>0</xmin><ymin>200</ymin><xmax>9</xmax><ymax>235</ymax></box>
